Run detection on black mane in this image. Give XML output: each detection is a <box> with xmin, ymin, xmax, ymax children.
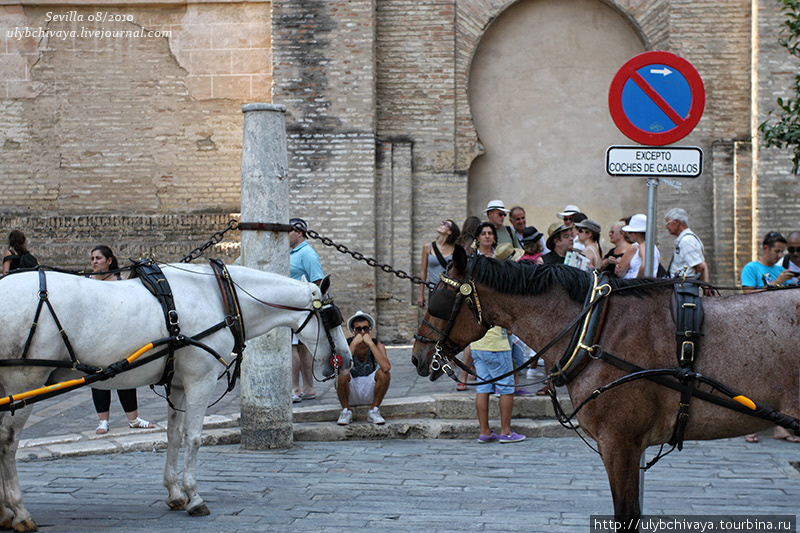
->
<box><xmin>470</xmin><ymin>256</ymin><xmax>662</xmax><ymax>303</ymax></box>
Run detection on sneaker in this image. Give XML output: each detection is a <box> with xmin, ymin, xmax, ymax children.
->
<box><xmin>292</xmin><ymin>393</ymin><xmax>303</xmax><ymax>403</ymax></box>
<box><xmin>515</xmin><ymin>388</ymin><xmax>535</xmax><ymax>396</ymax></box>
<box><xmin>526</xmin><ymin>368</ymin><xmax>538</xmax><ymax>380</ymax></box>
<box><xmin>498</xmin><ymin>431</ymin><xmax>526</xmax><ymax>443</ymax></box>
<box><xmin>367</xmin><ymin>407</ymin><xmax>385</xmax><ymax>425</ymax></box>
<box><xmin>337</xmin><ymin>408</ymin><xmax>353</xmax><ymax>426</ymax></box>
<box><xmin>477</xmin><ymin>432</ymin><xmax>498</xmax><ymax>443</ymax></box>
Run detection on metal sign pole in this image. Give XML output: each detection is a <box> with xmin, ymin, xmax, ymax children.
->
<box><xmin>644</xmin><ymin>177</ymin><xmax>659</xmax><ymax>277</ymax></box>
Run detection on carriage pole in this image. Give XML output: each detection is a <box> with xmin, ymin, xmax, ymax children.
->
<box><xmin>239</xmin><ymin>103</ymin><xmax>293</xmax><ymax>449</ymax></box>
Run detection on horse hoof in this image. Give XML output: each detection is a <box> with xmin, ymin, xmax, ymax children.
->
<box><xmin>167</xmin><ymin>498</ymin><xmax>186</xmax><ymax>511</ymax></box>
<box><xmin>187</xmin><ymin>503</ymin><xmax>210</xmax><ymax>517</ymax></box>
<box><xmin>12</xmin><ymin>519</ymin><xmax>37</xmax><ymax>533</ymax></box>
<box><xmin>0</xmin><ymin>517</ymin><xmax>12</xmax><ymax>530</ymax></box>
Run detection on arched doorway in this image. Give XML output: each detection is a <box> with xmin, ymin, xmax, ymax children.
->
<box><xmin>468</xmin><ymin>0</ymin><xmax>647</xmax><ymax>244</ymax></box>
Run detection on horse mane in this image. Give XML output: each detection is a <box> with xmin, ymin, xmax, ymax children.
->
<box><xmin>470</xmin><ymin>256</ymin><xmax>663</xmax><ymax>303</ymax></box>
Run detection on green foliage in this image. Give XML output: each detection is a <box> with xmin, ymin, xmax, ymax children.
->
<box><xmin>759</xmin><ymin>0</ymin><xmax>800</xmax><ymax>174</ymax></box>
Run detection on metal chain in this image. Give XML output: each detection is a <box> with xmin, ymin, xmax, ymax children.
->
<box><xmin>180</xmin><ymin>219</ymin><xmax>240</xmax><ymax>263</ymax></box>
<box><xmin>180</xmin><ymin>219</ymin><xmax>435</xmax><ymax>289</ymax></box>
<box><xmin>303</xmin><ymin>226</ymin><xmax>435</xmax><ymax>289</ymax></box>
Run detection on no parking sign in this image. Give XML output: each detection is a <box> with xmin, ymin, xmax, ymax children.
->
<box><xmin>608</xmin><ymin>51</ymin><xmax>705</xmax><ymax>146</ymax></box>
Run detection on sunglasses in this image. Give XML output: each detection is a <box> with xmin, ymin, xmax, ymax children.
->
<box><xmin>441</xmin><ymin>221</ymin><xmax>451</xmax><ymax>228</ymax></box>
<box><xmin>789</xmin><ymin>247</ymin><xmax>800</xmax><ymax>254</ymax></box>
<box><xmin>577</xmin><ymin>228</ymin><xmax>589</xmax><ymax>233</ymax></box>
<box><xmin>492</xmin><ymin>211</ymin><xmax>506</xmax><ymax>217</ymax></box>
<box><xmin>353</xmin><ymin>326</ymin><xmax>371</xmax><ymax>333</ymax></box>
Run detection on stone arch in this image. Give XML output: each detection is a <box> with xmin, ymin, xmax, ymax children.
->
<box><xmin>461</xmin><ymin>0</ymin><xmax>657</xmax><ymax>245</ymax></box>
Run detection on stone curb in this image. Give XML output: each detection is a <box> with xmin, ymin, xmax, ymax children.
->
<box><xmin>17</xmin><ymin>393</ymin><xmax>574</xmax><ymax>461</ymax></box>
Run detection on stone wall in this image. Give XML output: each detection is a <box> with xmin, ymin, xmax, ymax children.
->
<box><xmin>0</xmin><ymin>2</ymin><xmax>267</xmax><ymax>276</ymax></box>
<box><xmin>2</xmin><ymin>0</ymin><xmax>800</xmax><ymax>342</ymax></box>
<box><xmin>756</xmin><ymin>0</ymin><xmax>800</xmax><ymax>248</ymax></box>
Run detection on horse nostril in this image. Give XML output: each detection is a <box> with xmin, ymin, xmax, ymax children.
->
<box><xmin>411</xmin><ymin>356</ymin><xmax>419</xmax><ymax>367</ymax></box>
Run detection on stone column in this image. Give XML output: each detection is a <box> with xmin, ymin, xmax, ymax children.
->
<box><xmin>239</xmin><ymin>103</ymin><xmax>292</xmax><ymax>449</ymax></box>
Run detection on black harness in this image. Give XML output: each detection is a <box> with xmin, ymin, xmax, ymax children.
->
<box><xmin>419</xmin><ymin>259</ymin><xmax>800</xmax><ymax>462</ymax></box>
<box><xmin>0</xmin><ymin>260</ymin><xmax>254</xmax><ymax>413</ymax></box>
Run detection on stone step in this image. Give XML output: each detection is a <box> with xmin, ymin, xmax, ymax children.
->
<box><xmin>293</xmin><ymin>417</ymin><xmax>573</xmax><ymax>441</ymax></box>
<box><xmin>17</xmin><ymin>393</ymin><xmax>577</xmax><ymax>460</ymax></box>
<box><xmin>292</xmin><ymin>392</ymin><xmax>565</xmax><ymax>423</ymax></box>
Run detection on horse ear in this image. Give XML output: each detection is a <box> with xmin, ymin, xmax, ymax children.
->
<box><xmin>452</xmin><ymin>245</ymin><xmax>467</xmax><ymax>276</ymax></box>
<box><xmin>320</xmin><ymin>275</ymin><xmax>331</xmax><ymax>295</ymax></box>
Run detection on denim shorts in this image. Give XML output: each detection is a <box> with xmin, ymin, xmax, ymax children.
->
<box><xmin>471</xmin><ymin>349</ymin><xmax>514</xmax><ymax>395</ymax></box>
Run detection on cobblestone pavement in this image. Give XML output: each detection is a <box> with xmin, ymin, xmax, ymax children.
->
<box><xmin>17</xmin><ymin>436</ymin><xmax>800</xmax><ymax>533</ymax></box>
<box><xmin>13</xmin><ymin>345</ymin><xmax>800</xmax><ymax>532</ymax></box>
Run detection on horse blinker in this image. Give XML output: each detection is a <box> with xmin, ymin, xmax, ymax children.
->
<box><xmin>320</xmin><ymin>303</ymin><xmax>343</xmax><ymax>330</ymax></box>
<box><xmin>428</xmin><ymin>288</ymin><xmax>456</xmax><ymax>320</ymax></box>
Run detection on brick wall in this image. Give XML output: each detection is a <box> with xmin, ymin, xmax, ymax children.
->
<box><xmin>272</xmin><ymin>0</ymin><xmax>385</xmax><ymax>334</ymax></box>
<box><xmin>0</xmin><ymin>3</ymin><xmax>269</xmax><ymax>281</ymax></box>
<box><xmin>756</xmin><ymin>0</ymin><xmax>800</xmax><ymax>244</ymax></box>
<box><xmin>3</xmin><ymin>0</ymin><xmax>800</xmax><ymax>342</ymax></box>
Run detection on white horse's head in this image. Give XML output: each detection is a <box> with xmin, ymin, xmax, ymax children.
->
<box><xmin>295</xmin><ymin>277</ymin><xmax>352</xmax><ymax>378</ymax></box>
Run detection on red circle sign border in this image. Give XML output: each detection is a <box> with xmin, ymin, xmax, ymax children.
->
<box><xmin>608</xmin><ymin>51</ymin><xmax>705</xmax><ymax>146</ymax></box>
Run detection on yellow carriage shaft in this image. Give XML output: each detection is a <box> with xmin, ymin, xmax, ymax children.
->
<box><xmin>0</xmin><ymin>342</ymin><xmax>155</xmax><ymax>407</ymax></box>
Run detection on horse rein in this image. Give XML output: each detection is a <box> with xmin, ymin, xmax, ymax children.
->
<box><xmin>231</xmin><ymin>279</ymin><xmax>345</xmax><ymax>378</ymax></box>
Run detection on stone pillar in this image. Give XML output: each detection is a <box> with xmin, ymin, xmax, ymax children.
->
<box><xmin>239</xmin><ymin>103</ymin><xmax>292</xmax><ymax>450</ymax></box>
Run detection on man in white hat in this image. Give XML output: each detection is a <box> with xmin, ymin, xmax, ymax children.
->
<box><xmin>336</xmin><ymin>311</ymin><xmax>391</xmax><ymax>426</ymax></box>
<box><xmin>485</xmin><ymin>200</ymin><xmax>521</xmax><ymax>249</ymax></box>
<box><xmin>557</xmin><ymin>204</ymin><xmax>581</xmax><ymax>226</ymax></box>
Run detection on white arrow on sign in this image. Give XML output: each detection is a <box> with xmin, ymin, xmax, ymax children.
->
<box><xmin>650</xmin><ymin>67</ymin><xmax>672</xmax><ymax>76</ymax></box>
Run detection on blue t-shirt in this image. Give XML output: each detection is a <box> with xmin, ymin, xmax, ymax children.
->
<box><xmin>740</xmin><ymin>261</ymin><xmax>788</xmax><ymax>288</ymax></box>
<box><xmin>290</xmin><ymin>241</ymin><xmax>324</xmax><ymax>282</ymax></box>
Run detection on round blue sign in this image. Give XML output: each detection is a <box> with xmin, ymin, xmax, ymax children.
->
<box><xmin>622</xmin><ymin>64</ymin><xmax>692</xmax><ymax>133</ymax></box>
<box><xmin>609</xmin><ymin>51</ymin><xmax>705</xmax><ymax>146</ymax></box>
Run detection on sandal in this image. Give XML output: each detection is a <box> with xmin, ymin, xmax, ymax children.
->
<box><xmin>744</xmin><ymin>433</ymin><xmax>759</xmax><ymax>443</ymax></box>
<box><xmin>95</xmin><ymin>420</ymin><xmax>109</xmax><ymax>435</ymax></box>
<box><xmin>456</xmin><ymin>382</ymin><xmax>468</xmax><ymax>391</ymax></box>
<box><xmin>128</xmin><ymin>417</ymin><xmax>154</xmax><ymax>429</ymax></box>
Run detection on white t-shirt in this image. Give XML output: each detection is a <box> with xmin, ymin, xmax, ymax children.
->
<box><xmin>668</xmin><ymin>228</ymin><xmax>705</xmax><ymax>277</ymax></box>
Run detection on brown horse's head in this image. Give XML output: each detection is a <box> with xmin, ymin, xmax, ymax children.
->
<box><xmin>412</xmin><ymin>246</ymin><xmax>490</xmax><ymax>378</ymax></box>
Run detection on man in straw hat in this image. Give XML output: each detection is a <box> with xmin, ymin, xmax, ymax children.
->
<box><xmin>485</xmin><ymin>200</ymin><xmax>521</xmax><ymax>249</ymax></box>
<box><xmin>542</xmin><ymin>223</ymin><xmax>573</xmax><ymax>265</ymax></box>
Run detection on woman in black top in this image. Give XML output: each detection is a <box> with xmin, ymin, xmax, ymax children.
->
<box><xmin>599</xmin><ymin>221</ymin><xmax>630</xmax><ymax>277</ymax></box>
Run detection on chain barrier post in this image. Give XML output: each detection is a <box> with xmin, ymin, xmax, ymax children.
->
<box><xmin>239</xmin><ymin>103</ymin><xmax>292</xmax><ymax>450</ymax></box>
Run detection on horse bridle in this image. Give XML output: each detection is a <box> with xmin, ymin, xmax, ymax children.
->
<box><xmin>414</xmin><ymin>259</ymin><xmax>615</xmax><ymax>385</ymax></box>
<box><xmin>247</xmin><ymin>287</ymin><xmax>345</xmax><ymax>372</ymax></box>
<box><xmin>413</xmin><ymin>256</ymin><xmax>492</xmax><ymax>374</ymax></box>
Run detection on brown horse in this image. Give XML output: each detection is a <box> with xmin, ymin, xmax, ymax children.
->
<box><xmin>411</xmin><ymin>246</ymin><xmax>800</xmax><ymax>530</ymax></box>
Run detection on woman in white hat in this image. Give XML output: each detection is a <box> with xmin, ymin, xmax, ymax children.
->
<box><xmin>615</xmin><ymin>213</ymin><xmax>661</xmax><ymax>278</ymax></box>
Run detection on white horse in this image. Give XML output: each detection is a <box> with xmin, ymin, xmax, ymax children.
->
<box><xmin>0</xmin><ymin>263</ymin><xmax>351</xmax><ymax>532</ymax></box>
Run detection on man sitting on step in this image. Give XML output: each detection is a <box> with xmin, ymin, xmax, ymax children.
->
<box><xmin>336</xmin><ymin>311</ymin><xmax>391</xmax><ymax>426</ymax></box>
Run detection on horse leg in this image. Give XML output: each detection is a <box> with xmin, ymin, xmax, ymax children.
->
<box><xmin>163</xmin><ymin>386</ymin><xmax>187</xmax><ymax>511</ymax></box>
<box><xmin>599</xmin><ymin>437</ymin><xmax>644</xmax><ymax>532</ymax></box>
<box><xmin>179</xmin><ymin>380</ymin><xmax>215</xmax><ymax>517</ymax></box>
<box><xmin>0</xmin><ymin>410</ymin><xmax>36</xmax><ymax>532</ymax></box>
